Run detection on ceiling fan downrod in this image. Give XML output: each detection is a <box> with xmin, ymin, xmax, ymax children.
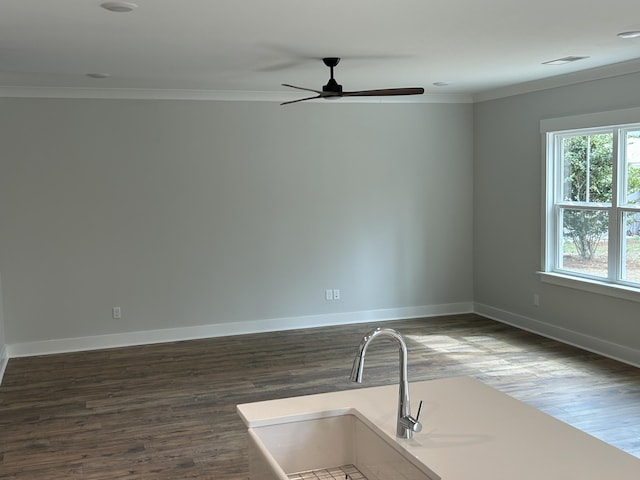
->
<box><xmin>322</xmin><ymin>57</ymin><xmax>342</xmax><ymax>94</ymax></box>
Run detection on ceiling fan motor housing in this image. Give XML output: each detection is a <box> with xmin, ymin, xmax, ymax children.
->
<box><xmin>323</xmin><ymin>78</ymin><xmax>342</xmax><ymax>93</ymax></box>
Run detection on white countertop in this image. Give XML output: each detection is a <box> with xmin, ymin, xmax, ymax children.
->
<box><xmin>237</xmin><ymin>376</ymin><xmax>640</xmax><ymax>479</ymax></box>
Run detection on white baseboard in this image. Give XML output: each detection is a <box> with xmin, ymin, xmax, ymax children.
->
<box><xmin>6</xmin><ymin>302</ymin><xmax>473</xmax><ymax>358</ymax></box>
<box><xmin>5</xmin><ymin>302</ymin><xmax>638</xmax><ymax>372</ymax></box>
<box><xmin>474</xmin><ymin>302</ymin><xmax>640</xmax><ymax>368</ymax></box>
<box><xmin>0</xmin><ymin>344</ymin><xmax>8</xmax><ymax>385</ymax></box>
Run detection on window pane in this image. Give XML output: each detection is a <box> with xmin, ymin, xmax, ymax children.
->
<box><xmin>561</xmin><ymin>133</ymin><xmax>613</xmax><ymax>203</ymax></box>
<box><xmin>624</xmin><ymin>130</ymin><xmax>640</xmax><ymax>205</ymax></box>
<box><xmin>622</xmin><ymin>212</ymin><xmax>640</xmax><ymax>284</ymax></box>
<box><xmin>560</xmin><ymin>208</ymin><xmax>609</xmax><ymax>278</ymax></box>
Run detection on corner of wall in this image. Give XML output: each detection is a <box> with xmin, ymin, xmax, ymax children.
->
<box><xmin>474</xmin><ymin>302</ymin><xmax>640</xmax><ymax>368</ymax></box>
<box><xmin>0</xmin><ymin>344</ymin><xmax>8</xmax><ymax>385</ymax></box>
<box><xmin>0</xmin><ymin>272</ymin><xmax>7</xmax><ymax>385</ymax></box>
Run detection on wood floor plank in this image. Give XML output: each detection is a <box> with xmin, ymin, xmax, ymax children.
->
<box><xmin>1</xmin><ymin>314</ymin><xmax>639</xmax><ymax>479</ymax></box>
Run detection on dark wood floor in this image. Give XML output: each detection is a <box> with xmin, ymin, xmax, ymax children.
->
<box><xmin>1</xmin><ymin>314</ymin><xmax>639</xmax><ymax>479</ymax></box>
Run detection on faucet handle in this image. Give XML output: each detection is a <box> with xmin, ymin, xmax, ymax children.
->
<box><xmin>415</xmin><ymin>400</ymin><xmax>423</xmax><ymax>422</ymax></box>
<box><xmin>400</xmin><ymin>400</ymin><xmax>423</xmax><ymax>433</ymax></box>
<box><xmin>400</xmin><ymin>414</ymin><xmax>422</xmax><ymax>433</ymax></box>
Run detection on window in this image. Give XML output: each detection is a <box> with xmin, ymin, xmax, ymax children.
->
<box><xmin>541</xmin><ymin>108</ymin><xmax>640</xmax><ymax>300</ymax></box>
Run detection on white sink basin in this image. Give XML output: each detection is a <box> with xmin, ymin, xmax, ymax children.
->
<box><xmin>247</xmin><ymin>412</ymin><xmax>439</xmax><ymax>480</ymax></box>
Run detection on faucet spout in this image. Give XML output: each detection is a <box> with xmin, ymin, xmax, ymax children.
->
<box><xmin>350</xmin><ymin>327</ymin><xmax>422</xmax><ymax>438</ymax></box>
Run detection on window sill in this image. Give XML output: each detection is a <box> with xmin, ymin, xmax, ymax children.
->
<box><xmin>538</xmin><ymin>271</ymin><xmax>640</xmax><ymax>303</ymax></box>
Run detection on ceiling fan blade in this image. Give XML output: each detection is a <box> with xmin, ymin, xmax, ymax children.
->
<box><xmin>282</xmin><ymin>83</ymin><xmax>323</xmax><ymax>94</ymax></box>
<box><xmin>342</xmin><ymin>87</ymin><xmax>425</xmax><ymax>97</ymax></box>
<box><xmin>280</xmin><ymin>94</ymin><xmax>322</xmax><ymax>105</ymax></box>
<box><xmin>282</xmin><ymin>59</ymin><xmax>424</xmax><ymax>105</ymax></box>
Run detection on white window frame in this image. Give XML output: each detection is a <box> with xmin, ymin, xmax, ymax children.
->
<box><xmin>540</xmin><ymin>107</ymin><xmax>640</xmax><ymax>303</ymax></box>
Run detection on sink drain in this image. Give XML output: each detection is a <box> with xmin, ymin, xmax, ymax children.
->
<box><xmin>288</xmin><ymin>464</ymin><xmax>367</xmax><ymax>480</ymax></box>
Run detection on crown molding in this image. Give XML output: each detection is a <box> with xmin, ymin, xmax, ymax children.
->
<box><xmin>0</xmin><ymin>86</ymin><xmax>472</xmax><ymax>104</ymax></box>
<box><xmin>473</xmin><ymin>58</ymin><xmax>640</xmax><ymax>103</ymax></box>
<box><xmin>4</xmin><ymin>58</ymin><xmax>638</xmax><ymax>104</ymax></box>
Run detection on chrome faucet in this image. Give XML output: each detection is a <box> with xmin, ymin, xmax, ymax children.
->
<box><xmin>350</xmin><ymin>327</ymin><xmax>422</xmax><ymax>439</ymax></box>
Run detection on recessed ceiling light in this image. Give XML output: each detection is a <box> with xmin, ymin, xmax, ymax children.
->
<box><xmin>86</xmin><ymin>73</ymin><xmax>111</xmax><ymax>79</ymax></box>
<box><xmin>542</xmin><ymin>56</ymin><xmax>589</xmax><ymax>65</ymax></box>
<box><xmin>432</xmin><ymin>82</ymin><xmax>449</xmax><ymax>87</ymax></box>
<box><xmin>100</xmin><ymin>2</ymin><xmax>138</xmax><ymax>13</ymax></box>
<box><xmin>617</xmin><ymin>31</ymin><xmax>640</xmax><ymax>39</ymax></box>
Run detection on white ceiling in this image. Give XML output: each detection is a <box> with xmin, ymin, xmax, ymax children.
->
<box><xmin>1</xmin><ymin>0</ymin><xmax>640</xmax><ymax>102</ymax></box>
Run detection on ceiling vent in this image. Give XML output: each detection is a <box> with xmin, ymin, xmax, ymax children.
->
<box><xmin>542</xmin><ymin>56</ymin><xmax>589</xmax><ymax>66</ymax></box>
<box><xmin>100</xmin><ymin>2</ymin><xmax>138</xmax><ymax>13</ymax></box>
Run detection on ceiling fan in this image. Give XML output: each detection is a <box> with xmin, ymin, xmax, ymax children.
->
<box><xmin>281</xmin><ymin>57</ymin><xmax>424</xmax><ymax>105</ymax></box>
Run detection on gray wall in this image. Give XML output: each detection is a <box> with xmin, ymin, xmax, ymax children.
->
<box><xmin>0</xmin><ymin>98</ymin><xmax>473</xmax><ymax>347</ymax></box>
<box><xmin>474</xmin><ymin>71</ymin><xmax>640</xmax><ymax>362</ymax></box>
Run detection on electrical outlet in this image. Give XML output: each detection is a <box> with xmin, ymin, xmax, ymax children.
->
<box><xmin>533</xmin><ymin>294</ymin><xmax>540</xmax><ymax>306</ymax></box>
<box><xmin>112</xmin><ymin>307</ymin><xmax>122</xmax><ymax>319</ymax></box>
<box><xmin>325</xmin><ymin>289</ymin><xmax>333</xmax><ymax>301</ymax></box>
<box><xmin>333</xmin><ymin>289</ymin><xmax>340</xmax><ymax>300</ymax></box>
